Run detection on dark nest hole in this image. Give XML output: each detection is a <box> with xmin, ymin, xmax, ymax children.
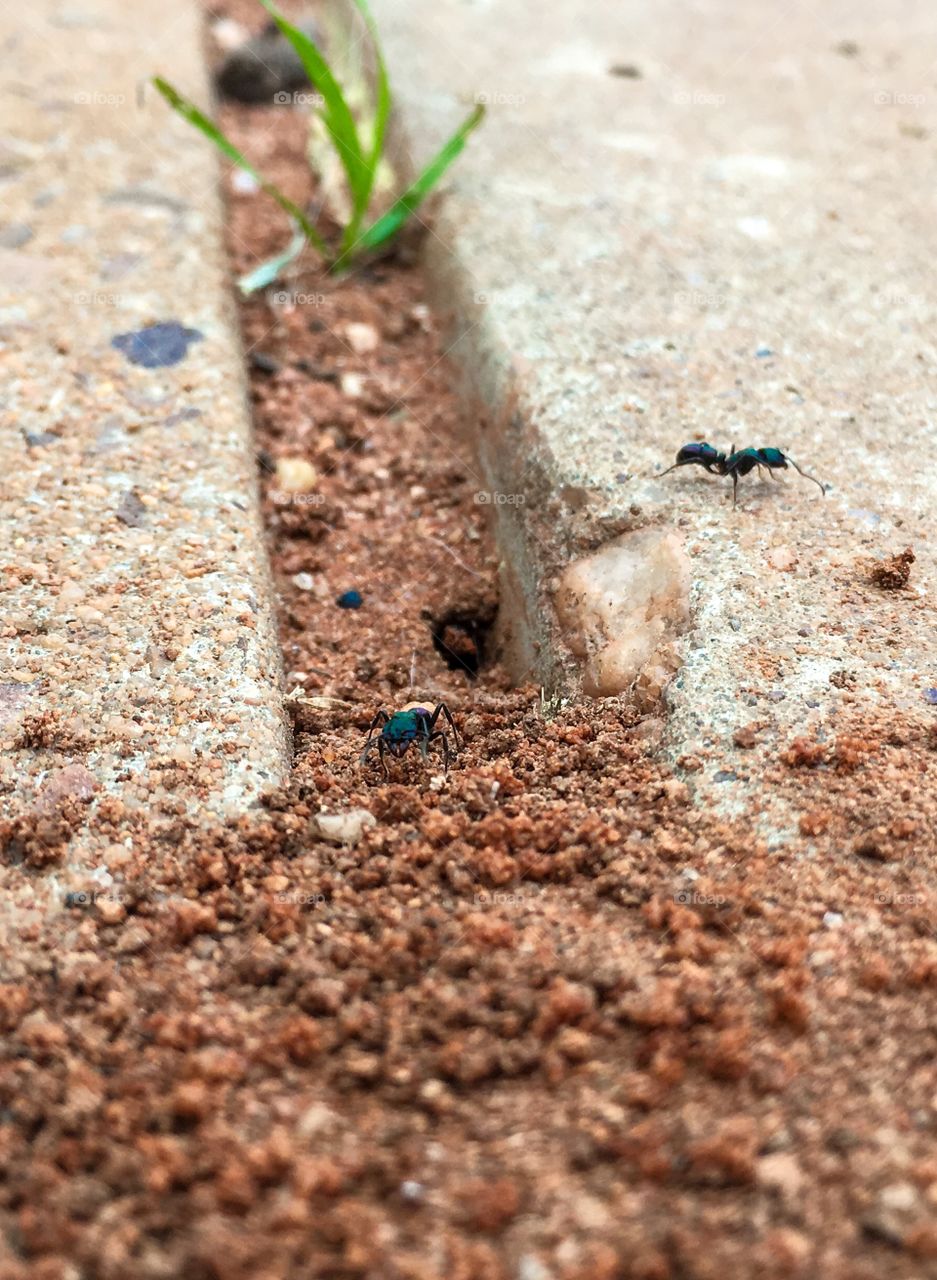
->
<box><xmin>426</xmin><ymin>598</ymin><xmax>498</xmax><ymax>679</ymax></box>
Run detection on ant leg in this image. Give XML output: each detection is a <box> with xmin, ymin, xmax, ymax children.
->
<box><xmin>361</xmin><ymin>711</ymin><xmax>390</xmax><ymax>766</ymax></box>
<box><xmin>732</xmin><ymin>472</ymin><xmax>739</xmax><ymax>508</ymax></box>
<box><xmin>428</xmin><ymin>731</ymin><xmax>450</xmax><ymax>772</ymax></box>
<box><xmin>430</xmin><ymin>703</ymin><xmax>461</xmax><ymax>752</ymax></box>
<box><xmin>784</xmin><ymin>455</ymin><xmax>827</xmax><ymax>495</ymax></box>
<box><xmin>362</xmin><ymin>710</ymin><xmax>389</xmax><ymax>753</ymax></box>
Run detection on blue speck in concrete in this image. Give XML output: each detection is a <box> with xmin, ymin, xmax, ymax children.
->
<box><xmin>112</xmin><ymin>321</ymin><xmax>203</xmax><ymax>368</ymax></box>
<box><xmin>337</xmin><ymin>590</ymin><xmax>363</xmax><ymax>609</ymax></box>
<box><xmin>924</xmin><ymin>688</ymin><xmax>937</xmax><ymax>705</ymax></box>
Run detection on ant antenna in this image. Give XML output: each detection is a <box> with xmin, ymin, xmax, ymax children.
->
<box><xmin>785</xmin><ymin>454</ymin><xmax>827</xmax><ymax>495</ymax></box>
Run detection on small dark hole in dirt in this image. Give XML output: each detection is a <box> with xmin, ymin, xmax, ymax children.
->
<box><xmin>427</xmin><ymin>603</ymin><xmax>496</xmax><ymax>678</ymax></box>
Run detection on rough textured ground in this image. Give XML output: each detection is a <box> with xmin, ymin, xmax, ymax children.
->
<box><xmin>1</xmin><ymin>6</ymin><xmax>937</xmax><ymax>1280</ymax></box>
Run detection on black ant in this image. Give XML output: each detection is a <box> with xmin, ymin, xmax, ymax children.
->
<box><xmin>660</xmin><ymin>442</ymin><xmax>826</xmax><ymax>507</ymax></box>
<box><xmin>360</xmin><ymin>703</ymin><xmax>460</xmax><ymax>776</ymax></box>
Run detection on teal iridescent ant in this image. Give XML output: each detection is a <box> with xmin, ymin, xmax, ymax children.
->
<box><xmin>659</xmin><ymin>442</ymin><xmax>826</xmax><ymax>507</ymax></box>
<box><xmin>360</xmin><ymin>703</ymin><xmax>461</xmax><ymax>776</ymax></box>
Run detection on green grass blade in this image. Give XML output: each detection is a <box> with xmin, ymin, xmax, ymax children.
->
<box><xmin>352</xmin><ymin>0</ymin><xmax>392</xmax><ymax>168</ymax></box>
<box><xmin>339</xmin><ymin>0</ymin><xmax>393</xmax><ymax>254</ymax></box>
<box><xmin>258</xmin><ymin>0</ymin><xmax>370</xmax><ymax>213</ymax></box>
<box><xmin>350</xmin><ymin>104</ymin><xmax>484</xmax><ymax>259</ymax></box>
<box><xmin>152</xmin><ymin>76</ymin><xmax>327</xmax><ymax>255</ymax></box>
<box><xmin>238</xmin><ymin>223</ymin><xmax>308</xmax><ymax>294</ymax></box>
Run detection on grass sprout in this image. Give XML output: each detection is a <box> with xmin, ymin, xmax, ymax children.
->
<box><xmin>153</xmin><ymin>0</ymin><xmax>484</xmax><ymax>291</ymax></box>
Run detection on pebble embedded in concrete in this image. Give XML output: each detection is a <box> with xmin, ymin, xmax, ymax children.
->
<box><xmin>554</xmin><ymin>529</ymin><xmax>690</xmax><ymax>697</ymax></box>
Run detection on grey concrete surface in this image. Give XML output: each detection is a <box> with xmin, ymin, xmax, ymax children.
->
<box><xmin>367</xmin><ymin>0</ymin><xmax>937</xmax><ymax>825</ymax></box>
<box><xmin>0</xmin><ymin>0</ymin><xmax>290</xmax><ymax>892</ymax></box>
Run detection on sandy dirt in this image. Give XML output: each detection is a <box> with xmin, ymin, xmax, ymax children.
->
<box><xmin>1</xmin><ymin>9</ymin><xmax>936</xmax><ymax>1279</ymax></box>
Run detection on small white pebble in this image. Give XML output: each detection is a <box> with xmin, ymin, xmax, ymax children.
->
<box><xmin>276</xmin><ymin>458</ymin><xmax>318</xmax><ymax>494</ymax></box>
<box><xmin>231</xmin><ymin>170</ymin><xmax>260</xmax><ymax>195</ymax></box>
<box><xmin>211</xmin><ymin>16</ymin><xmax>249</xmax><ymax>50</ymax></box>
<box><xmin>519</xmin><ymin>1258</ymin><xmax>553</xmax><ymax>1280</ymax></box>
<box><xmin>880</xmin><ymin>1183</ymin><xmax>918</xmax><ymax>1212</ymax></box>
<box><xmin>410</xmin><ymin>303</ymin><xmax>431</xmax><ymax>330</ymax></box>
<box><xmin>344</xmin><ymin>321</ymin><xmax>380</xmax><ymax>354</ymax></box>
<box><xmin>314</xmin><ymin>809</ymin><xmax>376</xmax><ymax>846</ymax></box>
<box><xmin>291</xmin><ymin>572</ymin><xmax>315</xmax><ymax>591</ymax></box>
<box><xmin>400</xmin><ymin>1180</ymin><xmax>424</xmax><ymax>1202</ymax></box>
<box><xmin>822</xmin><ymin>911</ymin><xmax>844</xmax><ymax>928</ymax></box>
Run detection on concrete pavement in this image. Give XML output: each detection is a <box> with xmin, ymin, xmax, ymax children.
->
<box><xmin>0</xmin><ymin>0</ymin><xmax>290</xmax><ymax>896</ymax></box>
<box><xmin>367</xmin><ymin>0</ymin><xmax>937</xmax><ymax>825</ymax></box>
